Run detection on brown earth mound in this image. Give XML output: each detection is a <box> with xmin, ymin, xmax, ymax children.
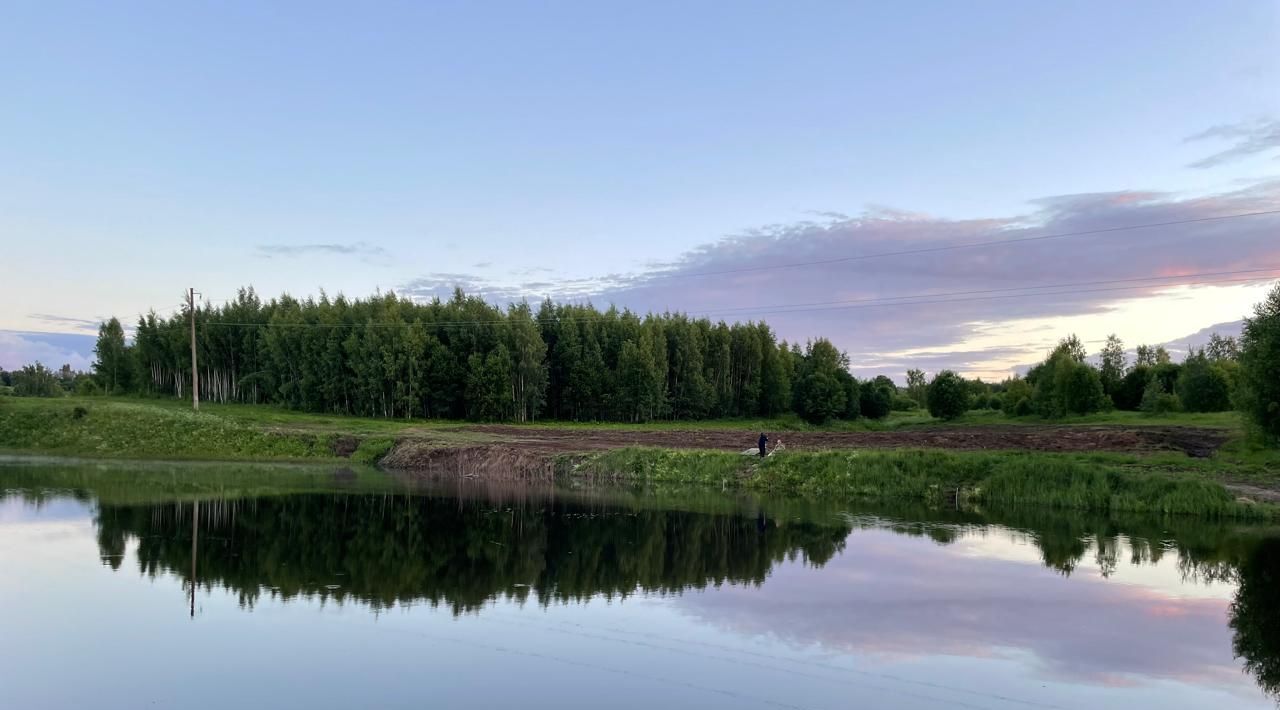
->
<box><xmin>379</xmin><ymin>442</ymin><xmax>562</xmax><ymax>480</ymax></box>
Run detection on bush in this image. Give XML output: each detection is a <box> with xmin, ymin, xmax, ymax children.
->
<box><xmin>1001</xmin><ymin>378</ymin><xmax>1032</xmax><ymax>416</ymax></box>
<box><xmin>859</xmin><ymin>381</ymin><xmax>893</xmax><ymax>420</ymax></box>
<box><xmin>1140</xmin><ymin>378</ymin><xmax>1181</xmax><ymax>414</ymax></box>
<box><xmin>927</xmin><ymin>371</ymin><xmax>969</xmax><ymax>420</ymax></box>
<box><xmin>1238</xmin><ymin>283</ymin><xmax>1280</xmax><ymax>441</ymax></box>
<box><xmin>890</xmin><ymin>394</ymin><xmax>919</xmax><ymax>411</ymax></box>
<box><xmin>986</xmin><ymin>393</ymin><xmax>1004</xmax><ymax>411</ymax></box>
<box><xmin>1012</xmin><ymin>397</ymin><xmax>1033</xmax><ymax>417</ymax></box>
<box><xmin>74</xmin><ymin>376</ymin><xmax>103</xmax><ymax>397</ymax></box>
<box><xmin>1114</xmin><ymin>365</ymin><xmax>1150</xmax><ymax>411</ymax></box>
<box><xmin>1177</xmin><ymin>353</ymin><xmax>1232</xmax><ymax>412</ymax></box>
<box><xmin>1029</xmin><ymin>352</ymin><xmax>1108</xmax><ymax>417</ymax></box>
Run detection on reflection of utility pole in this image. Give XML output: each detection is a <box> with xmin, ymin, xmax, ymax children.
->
<box><xmin>190</xmin><ymin>499</ymin><xmax>198</xmax><ymax>618</ymax></box>
<box><xmin>188</xmin><ymin>287</ymin><xmax>201</xmax><ymax>412</ymax></box>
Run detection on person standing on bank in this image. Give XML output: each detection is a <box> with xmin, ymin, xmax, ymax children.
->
<box><xmin>758</xmin><ymin>432</ymin><xmax>768</xmax><ymax>457</ymax></box>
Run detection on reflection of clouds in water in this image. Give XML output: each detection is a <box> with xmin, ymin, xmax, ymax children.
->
<box><xmin>677</xmin><ymin>529</ymin><xmax>1252</xmax><ymax>694</ymax></box>
<box><xmin>0</xmin><ymin>498</ymin><xmax>94</xmax><ymax>525</ymax></box>
<box><xmin>949</xmin><ymin>532</ymin><xmax>1238</xmax><ymax>601</ymax></box>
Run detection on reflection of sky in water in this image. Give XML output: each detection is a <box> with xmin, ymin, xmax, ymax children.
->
<box><xmin>949</xmin><ymin>528</ymin><xmax>1239</xmax><ymax>601</ymax></box>
<box><xmin>677</xmin><ymin>528</ymin><xmax>1265</xmax><ymax>708</ymax></box>
<box><xmin>0</xmin><ymin>496</ymin><xmax>1273</xmax><ymax>710</ymax></box>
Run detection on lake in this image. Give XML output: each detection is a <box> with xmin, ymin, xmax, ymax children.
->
<box><xmin>2</xmin><ymin>456</ymin><xmax>1278</xmax><ymax>709</ymax></box>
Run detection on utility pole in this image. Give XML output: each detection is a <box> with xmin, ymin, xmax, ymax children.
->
<box><xmin>188</xmin><ymin>287</ymin><xmax>200</xmax><ymax>411</ymax></box>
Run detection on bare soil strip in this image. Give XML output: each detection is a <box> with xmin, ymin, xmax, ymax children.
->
<box><xmin>452</xmin><ymin>424</ymin><xmax>1231</xmax><ymax>458</ymax></box>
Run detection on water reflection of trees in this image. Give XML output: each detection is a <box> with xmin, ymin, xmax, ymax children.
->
<box><xmin>93</xmin><ymin>494</ymin><xmax>850</xmax><ymax>614</ymax></box>
<box><xmin>7</xmin><ymin>467</ymin><xmax>1280</xmax><ymax>703</ymax></box>
<box><xmin>1231</xmin><ymin>538</ymin><xmax>1280</xmax><ymax>699</ymax></box>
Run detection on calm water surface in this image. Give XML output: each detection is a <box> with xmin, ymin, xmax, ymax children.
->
<box><xmin>2</xmin><ymin>457</ymin><xmax>1279</xmax><ymax>709</ymax></box>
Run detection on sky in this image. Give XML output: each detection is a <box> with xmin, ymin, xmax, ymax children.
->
<box><xmin>2</xmin><ymin>1</ymin><xmax>1279</xmax><ymax>378</ymax></box>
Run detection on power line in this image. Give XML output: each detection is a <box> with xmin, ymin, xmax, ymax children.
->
<box><xmin>191</xmin><ymin>267</ymin><xmax>1279</xmax><ymax>330</ymax></box>
<box><xmin>645</xmin><ymin>209</ymin><xmax>1280</xmax><ymax>280</ymax></box>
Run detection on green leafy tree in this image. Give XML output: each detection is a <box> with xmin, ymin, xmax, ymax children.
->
<box><xmin>858</xmin><ymin>379</ymin><xmax>893</xmax><ymax>420</ymax></box>
<box><xmin>466</xmin><ymin>345</ymin><xmax>514</xmax><ymax>421</ymax></box>
<box><xmin>1176</xmin><ymin>350</ymin><xmax>1232</xmax><ymax>413</ymax></box>
<box><xmin>92</xmin><ymin>317</ymin><xmax>132</xmax><ymax>394</ymax></box>
<box><xmin>793</xmin><ymin>339</ymin><xmax>848</xmax><ymax>424</ymax></box>
<box><xmin>1028</xmin><ymin>350</ymin><xmax>1108</xmax><ymax>417</ymax></box>
<box><xmin>616</xmin><ymin>333</ymin><xmax>665</xmax><ymax>422</ymax></box>
<box><xmin>1098</xmin><ymin>334</ymin><xmax>1126</xmax><ymax>397</ymax></box>
<box><xmin>1001</xmin><ymin>377</ymin><xmax>1033</xmax><ymax>417</ymax></box>
<box><xmin>904</xmin><ymin>368</ymin><xmax>928</xmax><ymax>406</ymax></box>
<box><xmin>1237</xmin><ymin>283</ymin><xmax>1280</xmax><ymax>441</ymax></box>
<box><xmin>1113</xmin><ymin>365</ymin><xmax>1150</xmax><ymax>411</ymax></box>
<box><xmin>927</xmin><ymin>370</ymin><xmax>968</xmax><ymax>420</ymax></box>
<box><xmin>1206</xmin><ymin>333</ymin><xmax>1240</xmax><ymax>362</ymax></box>
<box><xmin>507</xmin><ymin>303</ymin><xmax>549</xmax><ymax>422</ymax></box>
<box><xmin>12</xmin><ymin>363</ymin><xmax>64</xmax><ymax>397</ymax></box>
<box><xmin>1056</xmin><ymin>334</ymin><xmax>1087</xmax><ymax>363</ymax></box>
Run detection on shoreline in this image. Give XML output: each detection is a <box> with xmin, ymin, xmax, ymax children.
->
<box><xmin>3</xmin><ymin>396</ymin><xmax>1278</xmax><ymax>519</ymax></box>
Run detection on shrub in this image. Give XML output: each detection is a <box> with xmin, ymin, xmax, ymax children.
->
<box><xmin>1012</xmin><ymin>397</ymin><xmax>1033</xmax><ymax>417</ymax></box>
<box><xmin>1140</xmin><ymin>378</ymin><xmax>1181</xmax><ymax>414</ymax></box>
<box><xmin>890</xmin><ymin>394</ymin><xmax>919</xmax><ymax>411</ymax></box>
<box><xmin>1237</xmin><ymin>283</ymin><xmax>1280</xmax><ymax>441</ymax></box>
<box><xmin>927</xmin><ymin>371</ymin><xmax>969</xmax><ymax>420</ymax></box>
<box><xmin>1177</xmin><ymin>352</ymin><xmax>1232</xmax><ymax>412</ymax></box>
<box><xmin>1001</xmin><ymin>378</ymin><xmax>1032</xmax><ymax>416</ymax></box>
<box><xmin>1114</xmin><ymin>365</ymin><xmax>1150</xmax><ymax>411</ymax></box>
<box><xmin>859</xmin><ymin>381</ymin><xmax>893</xmax><ymax>420</ymax></box>
<box><xmin>74</xmin><ymin>376</ymin><xmax>102</xmax><ymax>397</ymax></box>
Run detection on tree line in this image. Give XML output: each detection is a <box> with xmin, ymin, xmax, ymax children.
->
<box><xmin>918</xmin><ymin>282</ymin><xmax>1280</xmax><ymax>441</ymax></box>
<box><xmin>7</xmin><ymin>282</ymin><xmax>1278</xmax><ymax>438</ymax></box>
<box><xmin>81</xmin><ymin>286</ymin><xmax>917</xmax><ymax>424</ymax></box>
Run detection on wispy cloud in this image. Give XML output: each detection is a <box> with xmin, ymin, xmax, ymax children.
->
<box><xmin>26</xmin><ymin>313</ymin><xmax>103</xmax><ymax>333</ymax></box>
<box><xmin>1185</xmin><ymin>118</ymin><xmax>1280</xmax><ymax>168</ymax></box>
<box><xmin>256</xmin><ymin>241</ymin><xmax>390</xmax><ymax>263</ymax></box>
<box><xmin>398</xmin><ymin>179</ymin><xmax>1280</xmax><ymax>378</ymax></box>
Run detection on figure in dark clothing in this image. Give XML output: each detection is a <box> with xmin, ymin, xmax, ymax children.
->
<box><xmin>758</xmin><ymin>432</ymin><xmax>768</xmax><ymax>457</ymax></box>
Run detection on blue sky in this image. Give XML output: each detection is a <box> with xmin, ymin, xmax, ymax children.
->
<box><xmin>2</xmin><ymin>1</ymin><xmax>1278</xmax><ymax>376</ymax></box>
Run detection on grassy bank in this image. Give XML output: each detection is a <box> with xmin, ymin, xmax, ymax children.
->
<box><xmin>3</xmin><ymin>396</ymin><xmax>1276</xmax><ymax>518</ymax></box>
<box><xmin>0</xmin><ymin>397</ymin><xmax>345</xmax><ymax>461</ymax></box>
<box><xmin>579</xmin><ymin>447</ymin><xmax>1279</xmax><ymax>519</ymax></box>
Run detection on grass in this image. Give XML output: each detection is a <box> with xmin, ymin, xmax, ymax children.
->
<box><xmin>0</xmin><ymin>458</ymin><xmax>396</xmax><ymax>505</ymax></box>
<box><xmin>578</xmin><ymin>447</ymin><xmax>1279</xmax><ymax>519</ymax></box>
<box><xmin>0</xmin><ymin>397</ymin><xmax>343</xmax><ymax>461</ymax></box>
<box><xmin>3</xmin><ymin>395</ymin><xmax>1276</xmax><ymax>518</ymax></box>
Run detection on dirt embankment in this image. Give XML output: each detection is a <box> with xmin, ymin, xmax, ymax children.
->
<box><xmin>452</xmin><ymin>423</ymin><xmax>1231</xmax><ymax>458</ymax></box>
<box><xmin>379</xmin><ymin>442</ymin><xmax>565</xmax><ymax>480</ymax></box>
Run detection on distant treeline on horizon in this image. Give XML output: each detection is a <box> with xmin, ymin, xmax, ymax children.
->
<box><xmin>3</xmin><ymin>285</ymin><xmax>1260</xmax><ymax>425</ymax></box>
<box><xmin>84</xmin><ymin>287</ymin><xmax>873</xmax><ymax>423</ymax></box>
